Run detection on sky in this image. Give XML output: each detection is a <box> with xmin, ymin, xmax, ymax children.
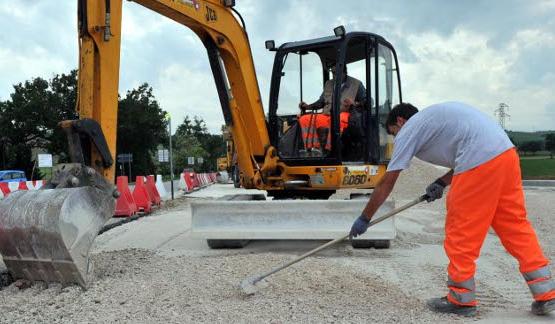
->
<box><xmin>1</xmin><ymin>0</ymin><xmax>554</xmax><ymax>134</ymax></box>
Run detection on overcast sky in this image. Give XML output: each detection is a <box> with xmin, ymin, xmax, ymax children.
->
<box><xmin>1</xmin><ymin>0</ymin><xmax>554</xmax><ymax>133</ymax></box>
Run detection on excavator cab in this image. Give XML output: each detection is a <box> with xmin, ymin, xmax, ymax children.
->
<box><xmin>268</xmin><ymin>29</ymin><xmax>400</xmax><ymax>165</ymax></box>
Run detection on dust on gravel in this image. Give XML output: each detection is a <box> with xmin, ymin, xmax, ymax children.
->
<box><xmin>0</xmin><ymin>248</ymin><xmax>461</xmax><ymax>323</ymax></box>
<box><xmin>1</xmin><ymin>159</ymin><xmax>553</xmax><ymax>323</ymax></box>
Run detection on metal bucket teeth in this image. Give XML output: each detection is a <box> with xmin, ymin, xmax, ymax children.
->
<box><xmin>0</xmin><ymin>187</ymin><xmax>115</xmax><ymax>288</ymax></box>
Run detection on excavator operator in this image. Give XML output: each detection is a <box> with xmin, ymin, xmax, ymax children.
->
<box><xmin>297</xmin><ymin>65</ymin><xmax>366</xmax><ymax>157</ymax></box>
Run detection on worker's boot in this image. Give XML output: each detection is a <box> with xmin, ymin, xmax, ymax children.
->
<box><xmin>298</xmin><ymin>149</ymin><xmax>308</xmax><ymax>157</ymax></box>
<box><xmin>427</xmin><ymin>297</ymin><xmax>477</xmax><ymax>317</ymax></box>
<box><xmin>310</xmin><ymin>148</ymin><xmax>323</xmax><ymax>157</ymax></box>
<box><xmin>531</xmin><ymin>298</ymin><xmax>555</xmax><ymax>315</ymax></box>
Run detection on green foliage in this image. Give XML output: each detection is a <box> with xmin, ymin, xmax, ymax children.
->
<box><xmin>0</xmin><ymin>71</ymin><xmax>79</xmax><ymax>178</ymax></box>
<box><xmin>520</xmin><ymin>158</ymin><xmax>555</xmax><ymax>179</ymax></box>
<box><xmin>545</xmin><ymin>133</ymin><xmax>555</xmax><ymax>158</ymax></box>
<box><xmin>506</xmin><ymin>130</ymin><xmax>553</xmax><ymax>146</ymax></box>
<box><xmin>116</xmin><ymin>83</ymin><xmax>168</xmax><ymax>178</ymax></box>
<box><xmin>173</xmin><ymin>116</ymin><xmax>225</xmax><ymax>172</ymax></box>
<box><xmin>1</xmin><ymin>72</ymin><xmax>226</xmax><ymax>180</ymax></box>
<box><xmin>518</xmin><ymin>141</ymin><xmax>544</xmax><ymax>156</ymax></box>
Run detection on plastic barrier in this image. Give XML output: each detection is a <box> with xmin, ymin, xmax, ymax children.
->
<box><xmin>183</xmin><ymin>172</ymin><xmax>195</xmax><ymax>191</ymax></box>
<box><xmin>192</xmin><ymin>173</ymin><xmax>200</xmax><ymax>190</ymax></box>
<box><xmin>178</xmin><ymin>173</ymin><xmax>187</xmax><ymax>190</ymax></box>
<box><xmin>27</xmin><ymin>180</ymin><xmax>46</xmax><ymax>190</ymax></box>
<box><xmin>155</xmin><ymin>175</ymin><xmax>168</xmax><ymax>201</ymax></box>
<box><xmin>0</xmin><ymin>180</ymin><xmax>47</xmax><ymax>199</ymax></box>
<box><xmin>0</xmin><ymin>183</ymin><xmax>8</xmax><ymax>199</ymax></box>
<box><xmin>146</xmin><ymin>175</ymin><xmax>161</xmax><ymax>206</ymax></box>
<box><xmin>132</xmin><ymin>176</ymin><xmax>152</xmax><ymax>213</ymax></box>
<box><xmin>115</xmin><ymin>176</ymin><xmax>138</xmax><ymax>217</ymax></box>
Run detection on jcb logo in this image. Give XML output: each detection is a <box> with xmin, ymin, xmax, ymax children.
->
<box><xmin>205</xmin><ymin>5</ymin><xmax>217</xmax><ymax>23</ymax></box>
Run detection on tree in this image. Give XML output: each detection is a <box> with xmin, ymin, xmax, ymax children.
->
<box><xmin>116</xmin><ymin>83</ymin><xmax>168</xmax><ymax>178</ymax></box>
<box><xmin>0</xmin><ymin>71</ymin><xmax>79</xmax><ymax>178</ymax></box>
<box><xmin>519</xmin><ymin>141</ymin><xmax>543</xmax><ymax>156</ymax></box>
<box><xmin>174</xmin><ymin>116</ymin><xmax>226</xmax><ymax>172</ymax></box>
<box><xmin>545</xmin><ymin>133</ymin><xmax>555</xmax><ymax>159</ymax></box>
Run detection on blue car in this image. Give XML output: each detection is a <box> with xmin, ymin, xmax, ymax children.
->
<box><xmin>0</xmin><ymin>170</ymin><xmax>27</xmax><ymax>183</ymax></box>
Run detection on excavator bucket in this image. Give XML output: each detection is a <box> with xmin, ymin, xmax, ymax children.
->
<box><xmin>0</xmin><ymin>187</ymin><xmax>115</xmax><ymax>288</ymax></box>
<box><xmin>0</xmin><ymin>164</ymin><xmax>117</xmax><ymax>289</ymax></box>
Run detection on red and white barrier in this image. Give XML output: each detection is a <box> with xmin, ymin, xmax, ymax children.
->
<box><xmin>146</xmin><ymin>175</ymin><xmax>161</xmax><ymax>206</ymax></box>
<box><xmin>155</xmin><ymin>175</ymin><xmax>168</xmax><ymax>201</ymax></box>
<box><xmin>0</xmin><ymin>180</ymin><xmax>47</xmax><ymax>199</ymax></box>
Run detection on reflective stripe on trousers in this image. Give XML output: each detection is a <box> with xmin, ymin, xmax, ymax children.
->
<box><xmin>445</xmin><ymin>148</ymin><xmax>554</xmax><ymax>305</ymax></box>
<box><xmin>523</xmin><ymin>265</ymin><xmax>555</xmax><ymax>301</ymax></box>
<box><xmin>447</xmin><ymin>276</ymin><xmax>476</xmax><ymax>306</ymax></box>
<box><xmin>299</xmin><ymin>113</ymin><xmax>331</xmax><ymax>150</ymax></box>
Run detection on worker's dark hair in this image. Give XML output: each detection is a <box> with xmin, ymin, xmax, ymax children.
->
<box><xmin>385</xmin><ymin>103</ymin><xmax>419</xmax><ymax>134</ymax></box>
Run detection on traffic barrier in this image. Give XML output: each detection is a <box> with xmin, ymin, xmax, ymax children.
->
<box><xmin>0</xmin><ymin>183</ymin><xmax>9</xmax><ymax>199</ymax></box>
<box><xmin>191</xmin><ymin>172</ymin><xmax>200</xmax><ymax>190</ymax></box>
<box><xmin>27</xmin><ymin>180</ymin><xmax>46</xmax><ymax>190</ymax></box>
<box><xmin>198</xmin><ymin>174</ymin><xmax>206</xmax><ymax>188</ymax></box>
<box><xmin>178</xmin><ymin>173</ymin><xmax>187</xmax><ymax>190</ymax></box>
<box><xmin>115</xmin><ymin>176</ymin><xmax>137</xmax><ymax>217</ymax></box>
<box><xmin>155</xmin><ymin>175</ymin><xmax>168</xmax><ymax>201</ymax></box>
<box><xmin>146</xmin><ymin>175</ymin><xmax>161</xmax><ymax>206</ymax></box>
<box><xmin>132</xmin><ymin>176</ymin><xmax>152</xmax><ymax>213</ymax></box>
<box><xmin>183</xmin><ymin>172</ymin><xmax>195</xmax><ymax>191</ymax></box>
<box><xmin>0</xmin><ymin>180</ymin><xmax>48</xmax><ymax>199</ymax></box>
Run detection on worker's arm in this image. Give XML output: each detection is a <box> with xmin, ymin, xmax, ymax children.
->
<box><xmin>349</xmin><ymin>170</ymin><xmax>401</xmax><ymax>239</ymax></box>
<box><xmin>438</xmin><ymin>169</ymin><xmax>454</xmax><ymax>185</ymax></box>
<box><xmin>362</xmin><ymin>170</ymin><xmax>401</xmax><ymax>219</ymax></box>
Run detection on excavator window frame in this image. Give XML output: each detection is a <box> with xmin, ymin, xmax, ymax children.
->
<box><xmin>268</xmin><ymin>32</ymin><xmax>402</xmax><ymax>167</ymax></box>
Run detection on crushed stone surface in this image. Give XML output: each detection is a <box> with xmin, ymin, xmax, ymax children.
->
<box><xmin>1</xmin><ymin>158</ymin><xmax>554</xmax><ymax>323</ymax></box>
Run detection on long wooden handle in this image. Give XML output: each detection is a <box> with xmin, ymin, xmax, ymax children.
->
<box><xmin>250</xmin><ymin>195</ymin><xmax>429</xmax><ymax>284</ymax></box>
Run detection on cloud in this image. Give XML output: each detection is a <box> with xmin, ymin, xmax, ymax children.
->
<box><xmin>0</xmin><ymin>0</ymin><xmax>554</xmax><ymax>133</ymax></box>
<box><xmin>154</xmin><ymin>64</ymin><xmax>223</xmax><ymax>133</ymax></box>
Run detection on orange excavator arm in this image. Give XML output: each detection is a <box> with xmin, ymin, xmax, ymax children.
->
<box><xmin>77</xmin><ymin>0</ymin><xmax>272</xmax><ymax>188</ymax></box>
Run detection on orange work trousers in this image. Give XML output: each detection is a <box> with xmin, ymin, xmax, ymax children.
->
<box><xmin>299</xmin><ymin>112</ymin><xmax>351</xmax><ymax>150</ymax></box>
<box><xmin>445</xmin><ymin>148</ymin><xmax>554</xmax><ymax>306</ymax></box>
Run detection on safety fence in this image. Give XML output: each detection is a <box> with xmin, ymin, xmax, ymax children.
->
<box><xmin>0</xmin><ymin>172</ymin><xmax>218</xmax><ymax>217</ymax></box>
<box><xmin>178</xmin><ymin>172</ymin><xmax>217</xmax><ymax>192</ymax></box>
<box><xmin>0</xmin><ymin>180</ymin><xmax>47</xmax><ymax>199</ymax></box>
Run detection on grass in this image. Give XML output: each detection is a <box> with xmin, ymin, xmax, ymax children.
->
<box><xmin>519</xmin><ymin>157</ymin><xmax>555</xmax><ymax>180</ymax></box>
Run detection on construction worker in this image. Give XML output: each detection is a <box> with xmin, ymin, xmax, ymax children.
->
<box><xmin>298</xmin><ymin>65</ymin><xmax>365</xmax><ymax>156</ymax></box>
<box><xmin>350</xmin><ymin>102</ymin><xmax>555</xmax><ymax>317</ymax></box>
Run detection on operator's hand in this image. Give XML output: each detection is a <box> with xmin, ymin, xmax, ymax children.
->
<box><xmin>425</xmin><ymin>178</ymin><xmax>446</xmax><ymax>202</ymax></box>
<box><xmin>343</xmin><ymin>98</ymin><xmax>355</xmax><ymax>108</ymax></box>
<box><xmin>349</xmin><ymin>214</ymin><xmax>370</xmax><ymax>240</ymax></box>
<box><xmin>299</xmin><ymin>102</ymin><xmax>308</xmax><ymax>110</ymax></box>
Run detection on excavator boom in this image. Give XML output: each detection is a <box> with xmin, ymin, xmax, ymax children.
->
<box><xmin>0</xmin><ymin>0</ymin><xmax>403</xmax><ymax>287</ymax></box>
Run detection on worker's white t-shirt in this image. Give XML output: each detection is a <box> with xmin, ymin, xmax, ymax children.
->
<box><xmin>386</xmin><ymin>102</ymin><xmax>514</xmax><ymax>174</ymax></box>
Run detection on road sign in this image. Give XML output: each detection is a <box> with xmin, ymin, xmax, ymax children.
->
<box><xmin>158</xmin><ymin>149</ymin><xmax>169</xmax><ymax>162</ymax></box>
<box><xmin>38</xmin><ymin>154</ymin><xmax>53</xmax><ymax>167</ymax></box>
<box><xmin>188</xmin><ymin>157</ymin><xmax>195</xmax><ymax>165</ymax></box>
<box><xmin>117</xmin><ymin>153</ymin><xmax>133</xmax><ymax>163</ymax></box>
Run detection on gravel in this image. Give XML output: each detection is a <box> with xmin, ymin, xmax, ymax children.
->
<box><xmin>1</xmin><ymin>159</ymin><xmax>554</xmax><ymax>323</ymax></box>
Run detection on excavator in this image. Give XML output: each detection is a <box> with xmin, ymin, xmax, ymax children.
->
<box><xmin>216</xmin><ymin>128</ymin><xmax>240</xmax><ymax>187</ymax></box>
<box><xmin>0</xmin><ymin>0</ymin><xmax>402</xmax><ymax>288</ymax></box>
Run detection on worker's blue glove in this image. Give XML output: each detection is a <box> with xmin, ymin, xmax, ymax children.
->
<box><xmin>349</xmin><ymin>214</ymin><xmax>370</xmax><ymax>240</ymax></box>
<box><xmin>425</xmin><ymin>178</ymin><xmax>446</xmax><ymax>202</ymax></box>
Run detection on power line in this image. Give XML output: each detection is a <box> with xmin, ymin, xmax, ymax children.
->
<box><xmin>494</xmin><ymin>103</ymin><xmax>511</xmax><ymax>130</ymax></box>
